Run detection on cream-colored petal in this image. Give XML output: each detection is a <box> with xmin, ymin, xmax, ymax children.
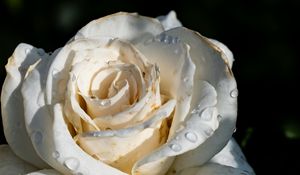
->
<box><xmin>136</xmin><ymin>33</ymin><xmax>196</xmax><ymax>137</ymax></box>
<box><xmin>75</xmin><ymin>12</ymin><xmax>164</xmax><ymax>42</ymax></box>
<box><xmin>176</xmin><ymin>163</ymin><xmax>250</xmax><ymax>175</ymax></box>
<box><xmin>20</xmin><ymin>48</ymin><xmax>126</xmax><ymax>174</ymax></box>
<box><xmin>27</xmin><ymin>169</ymin><xmax>62</xmax><ymax>175</ymax></box>
<box><xmin>78</xmin><ymin>128</ymin><xmax>162</xmax><ymax>174</ymax></box>
<box><xmin>157</xmin><ymin>11</ymin><xmax>182</xmax><ymax>30</ymax></box>
<box><xmin>208</xmin><ymin>38</ymin><xmax>234</xmax><ymax>68</ymax></box>
<box><xmin>208</xmin><ymin>139</ymin><xmax>255</xmax><ymax>174</ymax></box>
<box><xmin>164</xmin><ymin>27</ymin><xmax>238</xmax><ymax>171</ymax></box>
<box><xmin>1</xmin><ymin>43</ymin><xmax>50</xmax><ymax>168</ymax></box>
<box><xmin>82</xmin><ymin>99</ymin><xmax>175</xmax><ymax>138</ymax></box>
<box><xmin>45</xmin><ymin>38</ymin><xmax>115</xmax><ymax>105</ymax></box>
<box><xmin>133</xmin><ymin>81</ymin><xmax>219</xmax><ymax>175</ymax></box>
<box><xmin>168</xmin><ymin>138</ymin><xmax>255</xmax><ymax>175</ymax></box>
<box><xmin>22</xmin><ymin>92</ymin><xmax>127</xmax><ymax>175</ymax></box>
<box><xmin>0</xmin><ymin>144</ymin><xmax>38</xmax><ymax>174</ymax></box>
<box><xmin>171</xmin><ymin>139</ymin><xmax>255</xmax><ymax>175</ymax></box>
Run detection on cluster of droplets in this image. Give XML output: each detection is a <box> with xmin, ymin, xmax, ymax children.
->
<box><xmin>51</xmin><ymin>150</ymin><xmax>83</xmax><ymax>175</ymax></box>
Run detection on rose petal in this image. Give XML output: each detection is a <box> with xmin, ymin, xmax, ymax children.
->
<box><xmin>162</xmin><ymin>27</ymin><xmax>238</xmax><ymax>169</ymax></box>
<box><xmin>82</xmin><ymin>99</ymin><xmax>176</xmax><ymax>138</ymax></box>
<box><xmin>176</xmin><ymin>164</ymin><xmax>250</xmax><ymax>175</ymax></box>
<box><xmin>169</xmin><ymin>139</ymin><xmax>255</xmax><ymax>175</ymax></box>
<box><xmin>75</xmin><ymin>12</ymin><xmax>164</xmax><ymax>43</ymax></box>
<box><xmin>133</xmin><ymin>81</ymin><xmax>219</xmax><ymax>175</ymax></box>
<box><xmin>77</xmin><ymin>99</ymin><xmax>175</xmax><ymax>174</ymax></box>
<box><xmin>208</xmin><ymin>38</ymin><xmax>234</xmax><ymax>68</ymax></box>
<box><xmin>0</xmin><ymin>144</ymin><xmax>38</xmax><ymax>174</ymax></box>
<box><xmin>1</xmin><ymin>43</ymin><xmax>50</xmax><ymax>168</ymax></box>
<box><xmin>26</xmin><ymin>169</ymin><xmax>62</xmax><ymax>175</ymax></box>
<box><xmin>156</xmin><ymin>11</ymin><xmax>182</xmax><ymax>30</ymax></box>
<box><xmin>21</xmin><ymin>51</ymin><xmax>126</xmax><ymax>174</ymax></box>
<box><xmin>136</xmin><ymin>32</ymin><xmax>196</xmax><ymax>137</ymax></box>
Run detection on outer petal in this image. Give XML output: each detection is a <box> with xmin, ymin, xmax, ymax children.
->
<box><xmin>20</xmin><ymin>40</ymin><xmax>126</xmax><ymax>175</ymax></box>
<box><xmin>156</xmin><ymin>11</ymin><xmax>182</xmax><ymax>30</ymax></box>
<box><xmin>27</xmin><ymin>169</ymin><xmax>62</xmax><ymax>175</ymax></box>
<box><xmin>1</xmin><ymin>43</ymin><xmax>49</xmax><ymax>168</ymax></box>
<box><xmin>165</xmin><ymin>27</ymin><xmax>238</xmax><ymax>172</ymax></box>
<box><xmin>75</xmin><ymin>12</ymin><xmax>164</xmax><ymax>43</ymax></box>
<box><xmin>0</xmin><ymin>144</ymin><xmax>38</xmax><ymax>174</ymax></box>
<box><xmin>171</xmin><ymin>139</ymin><xmax>255</xmax><ymax>175</ymax></box>
<box><xmin>208</xmin><ymin>39</ymin><xmax>234</xmax><ymax>68</ymax></box>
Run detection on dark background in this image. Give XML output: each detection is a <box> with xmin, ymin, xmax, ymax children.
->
<box><xmin>0</xmin><ymin>0</ymin><xmax>299</xmax><ymax>174</ymax></box>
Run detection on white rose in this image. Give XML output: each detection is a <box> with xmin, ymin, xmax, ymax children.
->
<box><xmin>0</xmin><ymin>11</ymin><xmax>254</xmax><ymax>175</ymax></box>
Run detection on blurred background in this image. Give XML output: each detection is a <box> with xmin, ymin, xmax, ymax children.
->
<box><xmin>0</xmin><ymin>0</ymin><xmax>299</xmax><ymax>174</ymax></box>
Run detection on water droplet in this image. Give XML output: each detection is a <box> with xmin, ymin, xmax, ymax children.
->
<box><xmin>37</xmin><ymin>48</ymin><xmax>45</xmax><ymax>56</ymax></box>
<box><xmin>175</xmin><ymin>136</ymin><xmax>180</xmax><ymax>140</ymax></box>
<box><xmin>52</xmin><ymin>69</ymin><xmax>59</xmax><ymax>77</ymax></box>
<box><xmin>171</xmin><ymin>37</ymin><xmax>179</xmax><ymax>44</ymax></box>
<box><xmin>25</xmin><ymin>48</ymin><xmax>31</xmax><ymax>54</ymax></box>
<box><xmin>37</xmin><ymin>92</ymin><xmax>44</xmax><ymax>106</ymax></box>
<box><xmin>217</xmin><ymin>114</ymin><xmax>222</xmax><ymax>121</ymax></box>
<box><xmin>174</xmin><ymin>49</ymin><xmax>179</xmax><ymax>54</ymax></box>
<box><xmin>230</xmin><ymin>88</ymin><xmax>238</xmax><ymax>98</ymax></box>
<box><xmin>185</xmin><ymin>132</ymin><xmax>197</xmax><ymax>143</ymax></box>
<box><xmin>99</xmin><ymin>99</ymin><xmax>111</xmax><ymax>106</ymax></box>
<box><xmin>183</xmin><ymin>77</ymin><xmax>189</xmax><ymax>83</ymax></box>
<box><xmin>169</xmin><ymin>143</ymin><xmax>181</xmax><ymax>152</ymax></box>
<box><xmin>64</xmin><ymin>158</ymin><xmax>80</xmax><ymax>171</ymax></box>
<box><xmin>199</xmin><ymin>108</ymin><xmax>213</xmax><ymax>121</ymax></box>
<box><xmin>31</xmin><ymin>131</ymin><xmax>43</xmax><ymax>145</ymax></box>
<box><xmin>203</xmin><ymin>128</ymin><xmax>213</xmax><ymax>137</ymax></box>
<box><xmin>72</xmin><ymin>74</ymin><xmax>76</xmax><ymax>82</ymax></box>
<box><xmin>52</xmin><ymin>151</ymin><xmax>60</xmax><ymax>159</ymax></box>
<box><xmin>164</xmin><ymin>35</ymin><xmax>172</xmax><ymax>44</ymax></box>
<box><xmin>233</xmin><ymin>128</ymin><xmax>237</xmax><ymax>133</ymax></box>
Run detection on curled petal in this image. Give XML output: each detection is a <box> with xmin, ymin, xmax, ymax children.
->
<box><xmin>208</xmin><ymin>39</ymin><xmax>234</xmax><ymax>68</ymax></box>
<box><xmin>21</xmin><ymin>58</ymin><xmax>126</xmax><ymax>174</ymax></box>
<box><xmin>170</xmin><ymin>139</ymin><xmax>255</xmax><ymax>175</ymax></box>
<box><xmin>165</xmin><ymin>27</ymin><xmax>238</xmax><ymax>171</ymax></box>
<box><xmin>136</xmin><ymin>32</ymin><xmax>196</xmax><ymax>137</ymax></box>
<box><xmin>0</xmin><ymin>144</ymin><xmax>37</xmax><ymax>174</ymax></box>
<box><xmin>1</xmin><ymin>43</ymin><xmax>50</xmax><ymax>168</ymax></box>
<box><xmin>75</xmin><ymin>12</ymin><xmax>164</xmax><ymax>43</ymax></box>
<box><xmin>133</xmin><ymin>81</ymin><xmax>219</xmax><ymax>175</ymax></box>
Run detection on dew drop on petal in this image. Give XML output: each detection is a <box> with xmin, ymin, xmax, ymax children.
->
<box><xmin>31</xmin><ymin>131</ymin><xmax>43</xmax><ymax>145</ymax></box>
<box><xmin>37</xmin><ymin>48</ymin><xmax>45</xmax><ymax>56</ymax></box>
<box><xmin>203</xmin><ymin>128</ymin><xmax>213</xmax><ymax>137</ymax></box>
<box><xmin>169</xmin><ymin>143</ymin><xmax>181</xmax><ymax>152</ymax></box>
<box><xmin>52</xmin><ymin>69</ymin><xmax>59</xmax><ymax>77</ymax></box>
<box><xmin>217</xmin><ymin>114</ymin><xmax>222</xmax><ymax>121</ymax></box>
<box><xmin>72</xmin><ymin>74</ymin><xmax>76</xmax><ymax>82</ymax></box>
<box><xmin>25</xmin><ymin>48</ymin><xmax>31</xmax><ymax>54</ymax></box>
<box><xmin>64</xmin><ymin>158</ymin><xmax>80</xmax><ymax>171</ymax></box>
<box><xmin>183</xmin><ymin>77</ymin><xmax>189</xmax><ymax>83</ymax></box>
<box><xmin>233</xmin><ymin>128</ymin><xmax>237</xmax><ymax>133</ymax></box>
<box><xmin>199</xmin><ymin>108</ymin><xmax>213</xmax><ymax>121</ymax></box>
<box><xmin>100</xmin><ymin>99</ymin><xmax>111</xmax><ymax>106</ymax></box>
<box><xmin>52</xmin><ymin>151</ymin><xmax>60</xmax><ymax>159</ymax></box>
<box><xmin>185</xmin><ymin>132</ymin><xmax>197</xmax><ymax>143</ymax></box>
<box><xmin>230</xmin><ymin>88</ymin><xmax>238</xmax><ymax>98</ymax></box>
